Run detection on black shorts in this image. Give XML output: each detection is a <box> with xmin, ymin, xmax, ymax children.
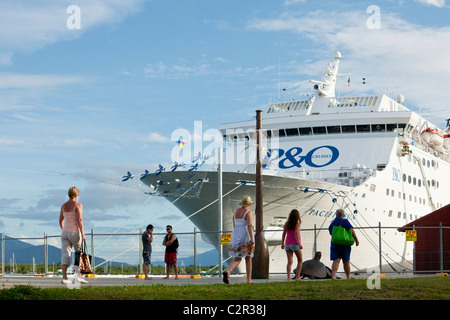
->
<box><xmin>143</xmin><ymin>250</ymin><xmax>152</xmax><ymax>265</ymax></box>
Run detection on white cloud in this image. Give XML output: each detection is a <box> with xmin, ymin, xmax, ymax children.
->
<box><xmin>416</xmin><ymin>0</ymin><xmax>447</xmax><ymax>7</ymax></box>
<box><xmin>63</xmin><ymin>139</ymin><xmax>99</xmax><ymax>147</ymax></box>
<box><xmin>0</xmin><ymin>136</ymin><xmax>25</xmax><ymax>147</ymax></box>
<box><xmin>143</xmin><ymin>132</ymin><xmax>171</xmax><ymax>144</ymax></box>
<box><xmin>283</xmin><ymin>0</ymin><xmax>307</xmax><ymax>6</ymax></box>
<box><xmin>0</xmin><ymin>72</ymin><xmax>86</xmax><ymax>90</ymax></box>
<box><xmin>247</xmin><ymin>9</ymin><xmax>450</xmax><ymax>127</ymax></box>
<box><xmin>0</xmin><ymin>0</ymin><xmax>148</xmax><ymax>64</ymax></box>
<box><xmin>143</xmin><ymin>61</ymin><xmax>212</xmax><ymax>78</ymax></box>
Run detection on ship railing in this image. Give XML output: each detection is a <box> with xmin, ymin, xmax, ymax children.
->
<box><xmin>403</xmin><ymin>129</ymin><xmax>450</xmax><ymax>163</ymax></box>
<box><xmin>1</xmin><ymin>224</ymin><xmax>450</xmax><ymax>276</ymax></box>
<box><xmin>263</xmin><ymin>166</ymin><xmax>376</xmax><ymax>187</ymax></box>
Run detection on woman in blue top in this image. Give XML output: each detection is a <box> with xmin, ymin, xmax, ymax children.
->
<box><xmin>328</xmin><ymin>209</ymin><xmax>359</xmax><ymax>280</ymax></box>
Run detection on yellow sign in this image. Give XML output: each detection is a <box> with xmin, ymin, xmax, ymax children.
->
<box><xmin>406</xmin><ymin>230</ymin><xmax>417</xmax><ymax>241</ymax></box>
<box><xmin>221</xmin><ymin>234</ymin><xmax>231</xmax><ymax>245</ymax></box>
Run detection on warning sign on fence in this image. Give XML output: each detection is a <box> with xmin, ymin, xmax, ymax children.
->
<box><xmin>221</xmin><ymin>234</ymin><xmax>231</xmax><ymax>245</ymax></box>
<box><xmin>406</xmin><ymin>230</ymin><xmax>417</xmax><ymax>241</ymax></box>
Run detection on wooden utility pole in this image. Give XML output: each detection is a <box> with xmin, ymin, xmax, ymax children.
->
<box><xmin>252</xmin><ymin>110</ymin><xmax>269</xmax><ymax>279</ymax></box>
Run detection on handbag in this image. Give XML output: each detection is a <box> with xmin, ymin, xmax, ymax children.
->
<box><xmin>74</xmin><ymin>241</ymin><xmax>93</xmax><ymax>274</ymax></box>
<box><xmin>331</xmin><ymin>219</ymin><xmax>355</xmax><ymax>246</ymax></box>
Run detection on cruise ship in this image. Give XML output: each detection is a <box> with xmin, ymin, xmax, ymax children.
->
<box><xmin>140</xmin><ymin>52</ymin><xmax>450</xmax><ymax>273</ymax></box>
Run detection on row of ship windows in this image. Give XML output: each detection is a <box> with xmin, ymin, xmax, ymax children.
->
<box><xmin>389</xmin><ymin>211</ymin><xmax>418</xmax><ymax>221</ymax></box>
<box><xmin>224</xmin><ymin>123</ymin><xmax>407</xmax><ymax>141</ymax></box>
<box><xmin>399</xmin><ymin>174</ymin><xmax>440</xmax><ymax>189</ymax></box>
<box><xmin>269</xmin><ymin>123</ymin><xmax>407</xmax><ymax>137</ymax></box>
<box><xmin>388</xmin><ymin>202</ymin><xmax>445</xmax><ymax>220</ymax></box>
<box><xmin>385</xmin><ymin>188</ymin><xmax>441</xmax><ymax>204</ymax></box>
<box><xmin>406</xmin><ymin>154</ymin><xmax>439</xmax><ymax>170</ymax></box>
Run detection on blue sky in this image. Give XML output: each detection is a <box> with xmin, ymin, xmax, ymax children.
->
<box><xmin>1</xmin><ymin>0</ymin><xmax>449</xmax><ymax>264</ymax></box>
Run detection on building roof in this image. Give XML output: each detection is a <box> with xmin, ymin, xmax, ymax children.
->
<box><xmin>398</xmin><ymin>203</ymin><xmax>450</xmax><ymax>232</ymax></box>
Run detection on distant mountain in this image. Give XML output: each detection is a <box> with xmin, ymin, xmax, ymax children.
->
<box><xmin>152</xmin><ymin>249</ymin><xmax>219</xmax><ymax>267</ymax></box>
<box><xmin>1</xmin><ymin>235</ymin><xmax>220</xmax><ymax>268</ymax></box>
<box><xmin>0</xmin><ymin>235</ymin><xmax>131</xmax><ymax>267</ymax></box>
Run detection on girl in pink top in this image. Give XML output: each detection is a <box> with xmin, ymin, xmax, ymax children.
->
<box><xmin>281</xmin><ymin>209</ymin><xmax>303</xmax><ymax>281</ymax></box>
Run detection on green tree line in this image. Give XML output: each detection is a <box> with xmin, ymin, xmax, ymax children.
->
<box><xmin>2</xmin><ymin>264</ymin><xmax>216</xmax><ymax>275</ymax></box>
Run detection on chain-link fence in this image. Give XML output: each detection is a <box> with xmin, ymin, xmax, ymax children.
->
<box><xmin>1</xmin><ymin>225</ymin><xmax>449</xmax><ymax>275</ymax></box>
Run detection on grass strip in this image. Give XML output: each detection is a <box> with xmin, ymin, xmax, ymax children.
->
<box><xmin>1</xmin><ymin>277</ymin><xmax>449</xmax><ymax>300</ymax></box>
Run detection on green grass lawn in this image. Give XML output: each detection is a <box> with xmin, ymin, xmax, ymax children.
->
<box><xmin>1</xmin><ymin>277</ymin><xmax>449</xmax><ymax>300</ymax></box>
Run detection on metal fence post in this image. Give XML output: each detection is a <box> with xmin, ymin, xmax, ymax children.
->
<box><xmin>194</xmin><ymin>227</ymin><xmax>197</xmax><ymax>274</ymax></box>
<box><xmin>1</xmin><ymin>234</ymin><xmax>4</xmax><ymax>275</ymax></box>
<box><xmin>139</xmin><ymin>229</ymin><xmax>142</xmax><ymax>275</ymax></box>
<box><xmin>379</xmin><ymin>222</ymin><xmax>382</xmax><ymax>275</ymax></box>
<box><xmin>440</xmin><ymin>222</ymin><xmax>443</xmax><ymax>273</ymax></box>
<box><xmin>412</xmin><ymin>225</ymin><xmax>416</xmax><ymax>273</ymax></box>
<box><xmin>44</xmin><ymin>233</ymin><xmax>48</xmax><ymax>274</ymax></box>
<box><xmin>91</xmin><ymin>229</ymin><xmax>95</xmax><ymax>274</ymax></box>
<box><xmin>313</xmin><ymin>224</ymin><xmax>317</xmax><ymax>254</ymax></box>
<box><xmin>218</xmin><ymin>146</ymin><xmax>223</xmax><ymax>277</ymax></box>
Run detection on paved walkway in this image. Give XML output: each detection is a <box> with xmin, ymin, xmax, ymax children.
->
<box><xmin>0</xmin><ymin>274</ymin><xmax>289</xmax><ymax>289</ymax></box>
<box><xmin>0</xmin><ymin>272</ymin><xmax>429</xmax><ymax>289</ymax></box>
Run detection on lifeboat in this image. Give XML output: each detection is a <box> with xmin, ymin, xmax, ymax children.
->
<box><xmin>421</xmin><ymin>128</ymin><xmax>444</xmax><ymax>148</ymax></box>
<box><xmin>444</xmin><ymin>134</ymin><xmax>450</xmax><ymax>150</ymax></box>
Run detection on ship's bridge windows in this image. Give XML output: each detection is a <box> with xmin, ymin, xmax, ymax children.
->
<box><xmin>285</xmin><ymin>128</ymin><xmax>299</xmax><ymax>136</ymax></box>
<box><xmin>327</xmin><ymin>126</ymin><xmax>341</xmax><ymax>134</ymax></box>
<box><xmin>273</xmin><ymin>129</ymin><xmax>286</xmax><ymax>137</ymax></box>
<box><xmin>371</xmin><ymin>124</ymin><xmax>386</xmax><ymax>132</ymax></box>
<box><xmin>386</xmin><ymin>124</ymin><xmax>397</xmax><ymax>132</ymax></box>
<box><xmin>299</xmin><ymin>127</ymin><xmax>312</xmax><ymax>135</ymax></box>
<box><xmin>342</xmin><ymin>125</ymin><xmax>356</xmax><ymax>133</ymax></box>
<box><xmin>313</xmin><ymin>126</ymin><xmax>326</xmax><ymax>135</ymax></box>
<box><xmin>356</xmin><ymin>124</ymin><xmax>370</xmax><ymax>133</ymax></box>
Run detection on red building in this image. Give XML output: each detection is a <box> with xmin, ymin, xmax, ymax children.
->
<box><xmin>399</xmin><ymin>204</ymin><xmax>450</xmax><ymax>273</ymax></box>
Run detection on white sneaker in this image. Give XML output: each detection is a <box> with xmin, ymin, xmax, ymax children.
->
<box><xmin>61</xmin><ymin>279</ymin><xmax>72</xmax><ymax>284</ymax></box>
<box><xmin>77</xmin><ymin>277</ymin><xmax>88</xmax><ymax>284</ymax></box>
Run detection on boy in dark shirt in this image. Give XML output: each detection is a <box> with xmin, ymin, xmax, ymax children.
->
<box><xmin>142</xmin><ymin>224</ymin><xmax>154</xmax><ymax>280</ymax></box>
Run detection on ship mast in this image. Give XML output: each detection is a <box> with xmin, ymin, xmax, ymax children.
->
<box><xmin>310</xmin><ymin>51</ymin><xmax>342</xmax><ymax>97</ymax></box>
